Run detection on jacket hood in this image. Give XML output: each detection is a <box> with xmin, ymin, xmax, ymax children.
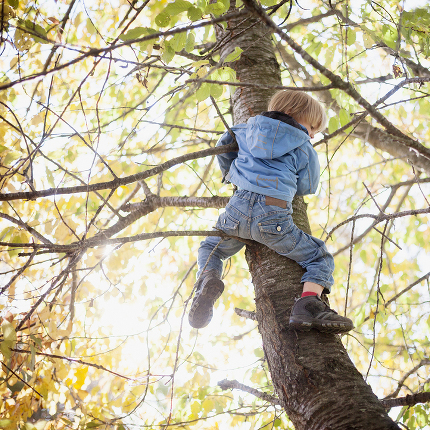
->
<box><xmin>246</xmin><ymin>114</ymin><xmax>310</xmax><ymax>160</ymax></box>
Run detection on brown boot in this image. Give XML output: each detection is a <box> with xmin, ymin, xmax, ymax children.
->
<box><xmin>188</xmin><ymin>271</ymin><xmax>224</xmax><ymax>329</ymax></box>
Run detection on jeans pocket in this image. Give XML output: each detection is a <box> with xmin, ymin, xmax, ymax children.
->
<box><xmin>257</xmin><ymin>215</ymin><xmax>295</xmax><ymax>252</ymax></box>
<box><xmin>216</xmin><ymin>212</ymin><xmax>239</xmax><ymax>235</ymax></box>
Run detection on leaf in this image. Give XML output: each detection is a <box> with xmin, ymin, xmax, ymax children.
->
<box><xmin>188</xmin><ymin>6</ymin><xmax>203</xmax><ymax>21</ymax></box>
<box><xmin>210</xmin><ymin>84</ymin><xmax>223</xmax><ymax>99</ymax></box>
<box><xmin>86</xmin><ymin>421</ymin><xmax>102</xmax><ymax>429</ymax></box>
<box><xmin>190</xmin><ymin>400</ymin><xmax>201</xmax><ymax>415</ymax></box>
<box><xmin>24</xmin><ymin>20</ymin><xmax>48</xmax><ymax>43</ymax></box>
<box><xmin>0</xmin><ymin>342</ymin><xmax>12</xmax><ymax>360</ymax></box>
<box><xmin>2</xmin><ymin>322</ymin><xmax>16</xmax><ymax>343</ymax></box>
<box><xmin>0</xmin><ymin>226</ymin><xmax>14</xmax><ymax>241</ymax></box>
<box><xmin>30</xmin><ymin>344</ymin><xmax>36</xmax><ymax>371</ymax></box>
<box><xmin>339</xmin><ymin>109</ymin><xmax>350</xmax><ymax>127</ymax></box>
<box><xmin>47</xmin><ymin>17</ymin><xmax>60</xmax><ymax>25</ymax></box>
<box><xmin>31</xmin><ymin>114</ymin><xmax>44</xmax><ymax>126</ymax></box>
<box><xmin>346</xmin><ymin>29</ymin><xmax>356</xmax><ymax>46</ymax></box>
<box><xmin>166</xmin><ymin>0</ymin><xmax>193</xmax><ymax>15</ymax></box>
<box><xmin>224</xmin><ymin>47</ymin><xmax>243</xmax><ymax>63</ymax></box>
<box><xmin>185</xmin><ymin>32</ymin><xmax>195</xmax><ymax>53</ymax></box>
<box><xmin>161</xmin><ymin>41</ymin><xmax>175</xmax><ymax>64</ymax></box>
<box><xmin>45</xmin><ymin>167</ymin><xmax>55</xmax><ymax>187</ymax></box>
<box><xmin>0</xmin><ymin>420</ymin><xmax>12</xmax><ymax>429</ymax></box>
<box><xmin>3</xmin><ymin>150</ymin><xmax>20</xmax><ymax>165</ymax></box>
<box><xmin>206</xmin><ymin>0</ymin><xmax>229</xmax><ymax>16</ymax></box>
<box><xmin>119</xmin><ymin>27</ymin><xmax>156</xmax><ymax>41</ymax></box>
<box><xmin>328</xmin><ymin>116</ymin><xmax>339</xmax><ymax>134</ymax></box>
<box><xmin>196</xmin><ymin>83</ymin><xmax>211</xmax><ymax>101</ymax></box>
<box><xmin>7</xmin><ymin>0</ymin><xmax>18</xmax><ymax>9</ymax></box>
<box><xmin>155</xmin><ymin>11</ymin><xmax>170</xmax><ymax>27</ymax></box>
<box><xmin>170</xmin><ymin>32</ymin><xmax>187</xmax><ymax>52</ymax></box>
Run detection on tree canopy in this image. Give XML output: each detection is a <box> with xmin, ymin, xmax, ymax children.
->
<box><xmin>0</xmin><ymin>0</ymin><xmax>429</xmax><ymax>429</ymax></box>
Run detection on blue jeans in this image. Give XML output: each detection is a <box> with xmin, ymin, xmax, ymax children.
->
<box><xmin>197</xmin><ymin>190</ymin><xmax>334</xmax><ymax>293</ymax></box>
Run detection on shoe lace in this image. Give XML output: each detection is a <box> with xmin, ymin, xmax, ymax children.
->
<box><xmin>322</xmin><ymin>301</ymin><xmax>338</xmax><ymax>315</ymax></box>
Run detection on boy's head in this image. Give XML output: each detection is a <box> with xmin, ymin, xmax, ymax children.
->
<box><xmin>268</xmin><ymin>90</ymin><xmax>327</xmax><ymax>137</ymax></box>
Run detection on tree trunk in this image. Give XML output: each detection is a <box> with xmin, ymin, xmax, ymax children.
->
<box><xmin>216</xmin><ymin>6</ymin><xmax>401</xmax><ymax>429</ymax></box>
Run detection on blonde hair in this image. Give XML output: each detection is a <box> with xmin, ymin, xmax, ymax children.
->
<box><xmin>268</xmin><ymin>90</ymin><xmax>327</xmax><ymax>133</ymax></box>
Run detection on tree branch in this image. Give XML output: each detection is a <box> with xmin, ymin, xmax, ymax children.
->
<box><xmin>381</xmin><ymin>391</ymin><xmax>430</xmax><ymax>410</ymax></box>
<box><xmin>234</xmin><ymin>307</ymin><xmax>257</xmax><ymax>321</ymax></box>
<box><xmin>218</xmin><ymin>379</ymin><xmax>280</xmax><ymax>406</ymax></box>
<box><xmin>384</xmin><ymin>360</ymin><xmax>430</xmax><ymax>400</ymax></box>
<box><xmin>0</xmin><ymin>143</ymin><xmax>238</xmax><ymax>202</ymax></box>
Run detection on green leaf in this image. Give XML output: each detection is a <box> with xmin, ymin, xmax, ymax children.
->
<box><xmin>30</xmin><ymin>344</ymin><xmax>36</xmax><ymax>371</ymax></box>
<box><xmin>346</xmin><ymin>29</ymin><xmax>356</xmax><ymax>46</ymax></box>
<box><xmin>185</xmin><ymin>32</ymin><xmax>195</xmax><ymax>53</ymax></box>
<box><xmin>162</xmin><ymin>41</ymin><xmax>175</xmax><ymax>64</ymax></box>
<box><xmin>45</xmin><ymin>167</ymin><xmax>55</xmax><ymax>187</ymax></box>
<box><xmin>0</xmin><ymin>342</ymin><xmax>12</xmax><ymax>360</ymax></box>
<box><xmin>119</xmin><ymin>27</ymin><xmax>156</xmax><ymax>41</ymax></box>
<box><xmin>2</xmin><ymin>322</ymin><xmax>16</xmax><ymax>343</ymax></box>
<box><xmin>155</xmin><ymin>11</ymin><xmax>170</xmax><ymax>27</ymax></box>
<box><xmin>3</xmin><ymin>150</ymin><xmax>20</xmax><ymax>165</ymax></box>
<box><xmin>339</xmin><ymin>109</ymin><xmax>350</xmax><ymax>127</ymax></box>
<box><xmin>0</xmin><ymin>227</ymin><xmax>14</xmax><ymax>241</ymax></box>
<box><xmin>187</xmin><ymin>6</ymin><xmax>203</xmax><ymax>21</ymax></box>
<box><xmin>30</xmin><ymin>334</ymin><xmax>43</xmax><ymax>346</ymax></box>
<box><xmin>328</xmin><ymin>116</ymin><xmax>339</xmax><ymax>134</ymax></box>
<box><xmin>206</xmin><ymin>1</ymin><xmax>228</xmax><ymax>16</ymax></box>
<box><xmin>196</xmin><ymin>83</ymin><xmax>211</xmax><ymax>101</ymax></box>
<box><xmin>360</xmin><ymin>249</ymin><xmax>367</xmax><ymax>264</ymax></box>
<box><xmin>170</xmin><ymin>32</ymin><xmax>187</xmax><ymax>52</ymax></box>
<box><xmin>86</xmin><ymin>421</ymin><xmax>102</xmax><ymax>429</ymax></box>
<box><xmin>24</xmin><ymin>20</ymin><xmax>48</xmax><ymax>43</ymax></box>
<box><xmin>210</xmin><ymin>84</ymin><xmax>223</xmax><ymax>99</ymax></box>
<box><xmin>274</xmin><ymin>418</ymin><xmax>282</xmax><ymax>427</ymax></box>
<box><xmin>7</xmin><ymin>0</ymin><xmax>19</xmax><ymax>9</ymax></box>
<box><xmin>166</xmin><ymin>0</ymin><xmax>193</xmax><ymax>15</ymax></box>
<box><xmin>223</xmin><ymin>47</ymin><xmax>243</xmax><ymax>63</ymax></box>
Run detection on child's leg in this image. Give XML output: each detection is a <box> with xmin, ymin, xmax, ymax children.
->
<box><xmin>190</xmin><ymin>235</ymin><xmax>245</xmax><ymax>329</ymax></box>
<box><xmin>253</xmin><ymin>215</ymin><xmax>353</xmax><ymax>333</ymax></box>
<box><xmin>302</xmin><ymin>282</ymin><xmax>324</xmax><ymax>296</ymax></box>
<box><xmin>197</xmin><ymin>235</ymin><xmax>245</xmax><ymax>279</ymax></box>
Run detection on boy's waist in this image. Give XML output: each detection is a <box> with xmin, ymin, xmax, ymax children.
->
<box><xmin>234</xmin><ymin>188</ymin><xmax>290</xmax><ymax>209</ymax></box>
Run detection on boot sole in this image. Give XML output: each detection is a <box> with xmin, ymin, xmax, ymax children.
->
<box><xmin>289</xmin><ymin>316</ymin><xmax>354</xmax><ymax>334</ymax></box>
<box><xmin>189</xmin><ymin>278</ymin><xmax>224</xmax><ymax>329</ymax></box>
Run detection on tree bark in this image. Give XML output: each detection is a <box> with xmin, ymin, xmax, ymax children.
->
<box><xmin>216</xmin><ymin>6</ymin><xmax>400</xmax><ymax>429</ymax></box>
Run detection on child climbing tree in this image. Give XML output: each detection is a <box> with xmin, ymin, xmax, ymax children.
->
<box><xmin>0</xmin><ymin>0</ymin><xmax>429</xmax><ymax>428</ymax></box>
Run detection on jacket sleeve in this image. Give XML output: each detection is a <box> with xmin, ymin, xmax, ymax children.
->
<box><xmin>215</xmin><ymin>130</ymin><xmax>239</xmax><ymax>182</ymax></box>
<box><xmin>296</xmin><ymin>147</ymin><xmax>320</xmax><ymax>196</ymax></box>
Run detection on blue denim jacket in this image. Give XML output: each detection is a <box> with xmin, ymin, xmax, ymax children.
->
<box><xmin>216</xmin><ymin>113</ymin><xmax>320</xmax><ymax>202</ymax></box>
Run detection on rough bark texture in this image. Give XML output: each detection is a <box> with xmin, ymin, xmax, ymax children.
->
<box><xmin>217</xmin><ymin>6</ymin><xmax>401</xmax><ymax>429</ymax></box>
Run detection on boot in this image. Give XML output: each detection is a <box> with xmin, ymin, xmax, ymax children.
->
<box><xmin>289</xmin><ymin>295</ymin><xmax>354</xmax><ymax>334</ymax></box>
<box><xmin>188</xmin><ymin>271</ymin><xmax>224</xmax><ymax>329</ymax></box>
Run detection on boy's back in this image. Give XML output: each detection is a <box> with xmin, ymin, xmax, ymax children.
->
<box><xmin>216</xmin><ymin>111</ymin><xmax>320</xmax><ymax>202</ymax></box>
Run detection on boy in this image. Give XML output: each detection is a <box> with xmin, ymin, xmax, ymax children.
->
<box><xmin>188</xmin><ymin>90</ymin><xmax>353</xmax><ymax>334</ymax></box>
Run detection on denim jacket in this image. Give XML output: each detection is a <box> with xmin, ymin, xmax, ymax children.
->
<box><xmin>216</xmin><ymin>112</ymin><xmax>320</xmax><ymax>202</ymax></box>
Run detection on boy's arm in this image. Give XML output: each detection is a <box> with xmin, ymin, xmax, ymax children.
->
<box><xmin>216</xmin><ymin>130</ymin><xmax>239</xmax><ymax>182</ymax></box>
<box><xmin>296</xmin><ymin>148</ymin><xmax>320</xmax><ymax>196</ymax></box>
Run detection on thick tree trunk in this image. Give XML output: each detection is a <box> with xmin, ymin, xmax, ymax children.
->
<box><xmin>216</xmin><ymin>6</ymin><xmax>401</xmax><ymax>429</ymax></box>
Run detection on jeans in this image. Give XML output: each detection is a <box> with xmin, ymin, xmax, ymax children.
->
<box><xmin>197</xmin><ymin>190</ymin><xmax>334</xmax><ymax>293</ymax></box>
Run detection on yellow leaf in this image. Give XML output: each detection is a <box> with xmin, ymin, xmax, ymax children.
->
<box><xmin>31</xmin><ymin>114</ymin><xmax>44</xmax><ymax>126</ymax></box>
